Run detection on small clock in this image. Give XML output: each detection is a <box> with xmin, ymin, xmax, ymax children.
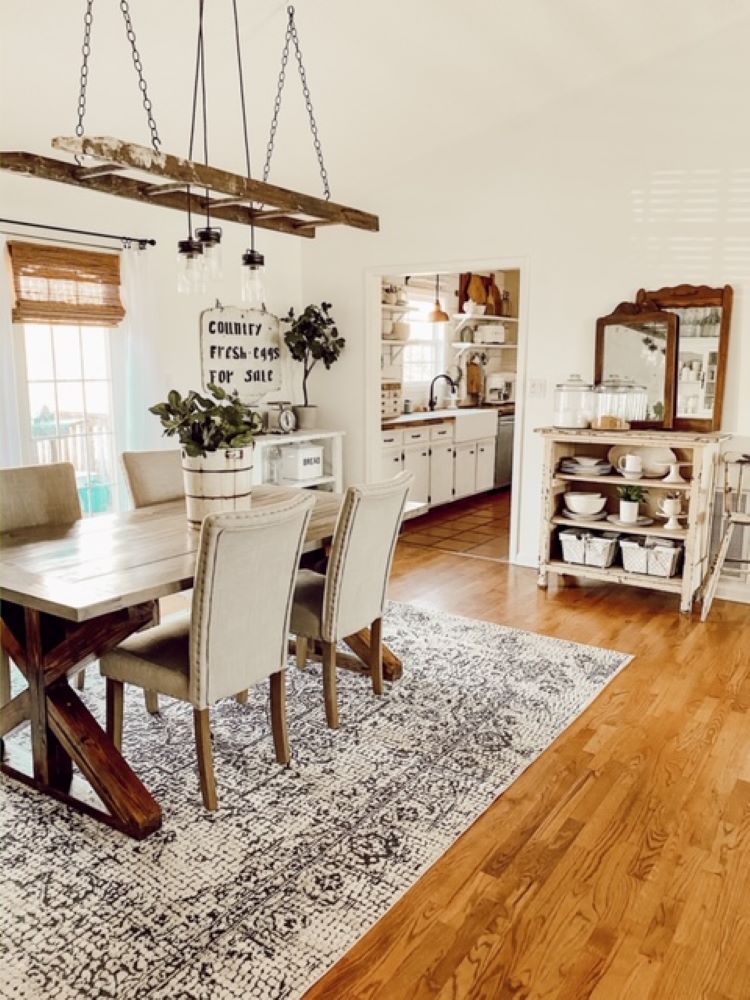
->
<box><xmin>266</xmin><ymin>402</ymin><xmax>297</xmax><ymax>434</ymax></box>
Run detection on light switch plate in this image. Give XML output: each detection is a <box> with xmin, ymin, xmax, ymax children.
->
<box><xmin>528</xmin><ymin>378</ymin><xmax>547</xmax><ymax>398</ymax></box>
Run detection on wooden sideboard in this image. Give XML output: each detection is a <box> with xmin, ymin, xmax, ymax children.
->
<box><xmin>536</xmin><ymin>428</ymin><xmax>729</xmax><ymax>614</ymax></box>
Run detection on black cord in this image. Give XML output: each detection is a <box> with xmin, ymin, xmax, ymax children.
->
<box><xmin>200</xmin><ymin>6</ymin><xmax>210</xmax><ymax>227</ymax></box>
<box><xmin>186</xmin><ymin>0</ymin><xmax>206</xmax><ymax>238</ymax></box>
<box><xmin>232</xmin><ymin>0</ymin><xmax>255</xmax><ymax>252</ymax></box>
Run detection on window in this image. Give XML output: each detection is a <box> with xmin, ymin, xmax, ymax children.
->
<box><xmin>16</xmin><ymin>324</ymin><xmax>118</xmax><ymax>514</ymax></box>
<box><xmin>8</xmin><ymin>242</ymin><xmax>125</xmax><ymax>515</ymax></box>
<box><xmin>402</xmin><ymin>300</ymin><xmax>444</xmax><ymax>388</ymax></box>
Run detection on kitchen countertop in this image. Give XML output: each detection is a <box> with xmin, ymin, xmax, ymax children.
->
<box><xmin>382</xmin><ymin>404</ymin><xmax>513</xmax><ymax>430</ymax></box>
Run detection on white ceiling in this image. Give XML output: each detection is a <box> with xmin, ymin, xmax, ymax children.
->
<box><xmin>3</xmin><ymin>0</ymin><xmax>749</xmax><ymax>205</ymax></box>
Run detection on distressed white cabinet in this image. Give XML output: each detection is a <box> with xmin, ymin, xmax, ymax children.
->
<box><xmin>454</xmin><ymin>442</ymin><xmax>477</xmax><ymax>498</ymax></box>
<box><xmin>475</xmin><ymin>438</ymin><xmax>495</xmax><ymax>493</ymax></box>
<box><xmin>381</xmin><ymin>445</ymin><xmax>403</xmax><ymax>479</ymax></box>
<box><xmin>403</xmin><ymin>443</ymin><xmax>430</xmax><ymax>503</ymax></box>
<box><xmin>429</xmin><ymin>441</ymin><xmax>455</xmax><ymax>505</ymax></box>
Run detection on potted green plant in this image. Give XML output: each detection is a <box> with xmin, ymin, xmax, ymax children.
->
<box><xmin>149</xmin><ymin>384</ymin><xmax>262</xmax><ymax>529</ymax></box>
<box><xmin>282</xmin><ymin>302</ymin><xmax>345</xmax><ymax>429</ymax></box>
<box><xmin>617</xmin><ymin>483</ymin><xmax>648</xmax><ymax>524</ymax></box>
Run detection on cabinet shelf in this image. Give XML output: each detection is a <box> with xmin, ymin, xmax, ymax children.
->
<box><xmin>278</xmin><ymin>474</ymin><xmax>336</xmax><ymax>489</ymax></box>
<box><xmin>543</xmin><ymin>560</ymin><xmax>683</xmax><ymax>593</ymax></box>
<box><xmin>451</xmin><ymin>314</ymin><xmax>518</xmax><ymax>323</ymax></box>
<box><xmin>554</xmin><ymin>473</ymin><xmax>691</xmax><ymax>491</ymax></box>
<box><xmin>551</xmin><ymin>515</ymin><xmax>687</xmax><ymax>540</ymax></box>
<box><xmin>450</xmin><ymin>342</ymin><xmax>517</xmax><ymax>351</ymax></box>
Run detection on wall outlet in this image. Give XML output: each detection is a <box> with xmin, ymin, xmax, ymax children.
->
<box><xmin>528</xmin><ymin>378</ymin><xmax>547</xmax><ymax>399</ymax></box>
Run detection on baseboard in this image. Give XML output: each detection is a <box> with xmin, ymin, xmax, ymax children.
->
<box><xmin>512</xmin><ymin>550</ymin><xmax>538</xmax><ymax>569</ymax></box>
<box><xmin>715</xmin><ymin>578</ymin><xmax>750</xmax><ymax>605</ymax></box>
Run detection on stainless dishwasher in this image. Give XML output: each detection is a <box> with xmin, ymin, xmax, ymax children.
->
<box><xmin>494</xmin><ymin>413</ymin><xmax>515</xmax><ymax>488</ymax></box>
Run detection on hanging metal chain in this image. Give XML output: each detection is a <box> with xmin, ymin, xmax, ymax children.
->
<box><xmin>263</xmin><ymin>5</ymin><xmax>331</xmax><ymax>200</ymax></box>
<box><xmin>119</xmin><ymin>0</ymin><xmax>162</xmax><ymax>152</ymax></box>
<box><xmin>74</xmin><ymin>0</ymin><xmax>95</xmax><ymax>166</ymax></box>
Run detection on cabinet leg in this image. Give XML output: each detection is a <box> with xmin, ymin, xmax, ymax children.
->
<box><xmin>537</xmin><ymin>570</ymin><xmax>548</xmax><ymax>589</ymax></box>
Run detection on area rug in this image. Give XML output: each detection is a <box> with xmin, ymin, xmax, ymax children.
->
<box><xmin>0</xmin><ymin>602</ymin><xmax>632</xmax><ymax>1000</ymax></box>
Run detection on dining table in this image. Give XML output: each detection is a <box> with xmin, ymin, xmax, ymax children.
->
<box><xmin>0</xmin><ymin>487</ymin><xmax>424</xmax><ymax>839</ymax></box>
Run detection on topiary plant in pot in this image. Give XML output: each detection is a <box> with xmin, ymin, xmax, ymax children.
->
<box><xmin>149</xmin><ymin>384</ymin><xmax>263</xmax><ymax>528</ymax></box>
<box><xmin>617</xmin><ymin>483</ymin><xmax>648</xmax><ymax>524</ymax></box>
<box><xmin>282</xmin><ymin>301</ymin><xmax>344</xmax><ymax>429</ymax></box>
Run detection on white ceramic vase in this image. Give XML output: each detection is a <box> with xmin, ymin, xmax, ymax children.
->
<box><xmin>619</xmin><ymin>499</ymin><xmax>639</xmax><ymax>524</ymax></box>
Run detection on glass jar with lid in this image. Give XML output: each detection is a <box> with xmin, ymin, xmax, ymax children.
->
<box><xmin>593</xmin><ymin>376</ymin><xmax>648</xmax><ymax>424</ymax></box>
<box><xmin>553</xmin><ymin>375</ymin><xmax>594</xmax><ymax>428</ymax></box>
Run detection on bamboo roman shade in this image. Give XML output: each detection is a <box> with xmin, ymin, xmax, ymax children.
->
<box><xmin>8</xmin><ymin>241</ymin><xmax>125</xmax><ymax>326</ymax></box>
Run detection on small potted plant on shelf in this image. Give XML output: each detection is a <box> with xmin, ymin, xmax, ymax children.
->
<box><xmin>282</xmin><ymin>301</ymin><xmax>345</xmax><ymax>430</ymax></box>
<box><xmin>617</xmin><ymin>483</ymin><xmax>648</xmax><ymax>524</ymax></box>
<box><xmin>149</xmin><ymin>384</ymin><xmax>263</xmax><ymax>529</ymax></box>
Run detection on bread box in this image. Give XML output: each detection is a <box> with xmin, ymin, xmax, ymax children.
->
<box><xmin>280</xmin><ymin>444</ymin><xmax>324</xmax><ymax>481</ymax></box>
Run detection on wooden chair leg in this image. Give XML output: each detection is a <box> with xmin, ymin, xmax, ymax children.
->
<box><xmin>105</xmin><ymin>678</ymin><xmax>124</xmax><ymax>751</ymax></box>
<box><xmin>0</xmin><ymin>649</ymin><xmax>10</xmax><ymax>707</ymax></box>
<box><xmin>144</xmin><ymin>689</ymin><xmax>160</xmax><ymax>714</ymax></box>
<box><xmin>371</xmin><ymin>617</ymin><xmax>384</xmax><ymax>696</ymax></box>
<box><xmin>321</xmin><ymin>640</ymin><xmax>339</xmax><ymax>730</ymax></box>
<box><xmin>296</xmin><ymin>635</ymin><xmax>308</xmax><ymax>670</ymax></box>
<box><xmin>193</xmin><ymin>708</ymin><xmax>218</xmax><ymax>811</ymax></box>
<box><xmin>76</xmin><ymin>669</ymin><xmax>86</xmax><ymax>691</ymax></box>
<box><xmin>235</xmin><ymin>690</ymin><xmax>249</xmax><ymax>705</ymax></box>
<box><xmin>270</xmin><ymin>669</ymin><xmax>290</xmax><ymax>764</ymax></box>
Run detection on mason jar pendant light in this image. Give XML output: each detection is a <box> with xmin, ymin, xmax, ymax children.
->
<box><xmin>177</xmin><ymin>0</ymin><xmax>222</xmax><ymax>293</ymax></box>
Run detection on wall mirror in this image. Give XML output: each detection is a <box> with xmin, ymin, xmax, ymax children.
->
<box><xmin>595</xmin><ymin>308</ymin><xmax>678</xmax><ymax>428</ymax></box>
<box><xmin>636</xmin><ymin>284</ymin><xmax>733</xmax><ymax>432</ymax></box>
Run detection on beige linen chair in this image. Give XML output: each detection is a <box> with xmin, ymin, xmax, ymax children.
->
<box><xmin>100</xmin><ymin>492</ymin><xmax>315</xmax><ymax>811</ymax></box>
<box><xmin>122</xmin><ymin>449</ymin><xmax>184</xmax><ymax>508</ymax></box>
<box><xmin>122</xmin><ymin>449</ymin><xmax>184</xmax><ymax>714</ymax></box>
<box><xmin>292</xmin><ymin>472</ymin><xmax>412</xmax><ymax>729</ymax></box>
<box><xmin>0</xmin><ymin>462</ymin><xmax>82</xmax><ymax>705</ymax></box>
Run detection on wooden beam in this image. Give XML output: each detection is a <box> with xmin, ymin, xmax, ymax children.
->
<box><xmin>76</xmin><ymin>162</ymin><xmax>126</xmax><ymax>179</ymax></box>
<box><xmin>0</xmin><ymin>152</ymin><xmax>315</xmax><ymax>239</ymax></box>
<box><xmin>0</xmin><ymin>689</ymin><xmax>30</xmax><ymax>738</ymax></box>
<box><xmin>52</xmin><ymin>136</ymin><xmax>379</xmax><ymax>233</ymax></box>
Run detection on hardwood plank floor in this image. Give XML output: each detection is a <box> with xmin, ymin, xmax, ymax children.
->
<box><xmin>305</xmin><ymin>499</ymin><xmax>750</xmax><ymax>1000</ymax></box>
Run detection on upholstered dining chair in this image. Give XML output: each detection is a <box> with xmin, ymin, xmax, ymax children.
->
<box><xmin>0</xmin><ymin>462</ymin><xmax>82</xmax><ymax>705</ymax></box>
<box><xmin>122</xmin><ymin>449</ymin><xmax>184</xmax><ymax>508</ymax></box>
<box><xmin>99</xmin><ymin>492</ymin><xmax>315</xmax><ymax>811</ymax></box>
<box><xmin>122</xmin><ymin>448</ymin><xmax>185</xmax><ymax>715</ymax></box>
<box><xmin>292</xmin><ymin>472</ymin><xmax>412</xmax><ymax>729</ymax></box>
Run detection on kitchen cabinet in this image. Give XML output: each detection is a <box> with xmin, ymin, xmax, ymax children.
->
<box><xmin>403</xmin><ymin>444</ymin><xmax>430</xmax><ymax>503</ymax></box>
<box><xmin>454</xmin><ymin>441</ymin><xmax>477</xmax><ymax>498</ymax></box>
<box><xmin>475</xmin><ymin>437</ymin><xmax>495</xmax><ymax>493</ymax></box>
<box><xmin>381</xmin><ymin>445</ymin><xmax>403</xmax><ymax>479</ymax></box>
<box><xmin>429</xmin><ymin>442</ymin><xmax>455</xmax><ymax>505</ymax></box>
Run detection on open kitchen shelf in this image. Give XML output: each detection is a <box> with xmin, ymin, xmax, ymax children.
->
<box><xmin>554</xmin><ymin>473</ymin><xmax>691</xmax><ymax>491</ymax></box>
<box><xmin>543</xmin><ymin>560</ymin><xmax>684</xmax><ymax>594</ymax></box>
<box><xmin>451</xmin><ymin>314</ymin><xmax>518</xmax><ymax>323</ymax></box>
<box><xmin>450</xmin><ymin>342</ymin><xmax>517</xmax><ymax>350</ymax></box>
<box><xmin>279</xmin><ymin>475</ymin><xmax>336</xmax><ymax>489</ymax></box>
<box><xmin>550</xmin><ymin>515</ymin><xmax>687</xmax><ymax>540</ymax></box>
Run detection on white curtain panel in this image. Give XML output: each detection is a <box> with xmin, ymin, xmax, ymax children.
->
<box><xmin>0</xmin><ymin>238</ymin><xmax>24</xmax><ymax>468</ymax></box>
<box><xmin>111</xmin><ymin>247</ymin><xmax>166</xmax><ymax>507</ymax></box>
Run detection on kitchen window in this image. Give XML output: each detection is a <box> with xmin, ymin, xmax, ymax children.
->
<box><xmin>402</xmin><ymin>301</ymin><xmax>444</xmax><ymax>388</ymax></box>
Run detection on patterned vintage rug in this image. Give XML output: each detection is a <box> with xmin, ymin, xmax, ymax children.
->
<box><xmin>0</xmin><ymin>603</ymin><xmax>632</xmax><ymax>1000</ymax></box>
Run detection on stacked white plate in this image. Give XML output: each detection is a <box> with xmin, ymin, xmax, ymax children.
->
<box><xmin>560</xmin><ymin>457</ymin><xmax>613</xmax><ymax>476</ymax></box>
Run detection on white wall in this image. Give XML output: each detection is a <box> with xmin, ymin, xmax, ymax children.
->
<box><xmin>302</xmin><ymin>13</ymin><xmax>750</xmax><ymax>565</ymax></box>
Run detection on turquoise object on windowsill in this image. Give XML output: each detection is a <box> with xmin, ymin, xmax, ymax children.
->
<box><xmin>77</xmin><ymin>479</ymin><xmax>112</xmax><ymax>514</ymax></box>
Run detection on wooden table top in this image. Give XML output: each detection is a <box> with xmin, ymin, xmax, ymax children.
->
<box><xmin>0</xmin><ymin>487</ymin><xmax>343</xmax><ymax>623</ymax></box>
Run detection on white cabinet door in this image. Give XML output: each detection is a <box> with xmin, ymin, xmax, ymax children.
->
<box><xmin>381</xmin><ymin>446</ymin><xmax>403</xmax><ymax>480</ymax></box>
<box><xmin>429</xmin><ymin>442</ymin><xmax>454</xmax><ymax>505</ymax></box>
<box><xmin>475</xmin><ymin>437</ymin><xmax>495</xmax><ymax>493</ymax></box>
<box><xmin>454</xmin><ymin>441</ymin><xmax>477</xmax><ymax>498</ymax></box>
<box><xmin>403</xmin><ymin>444</ymin><xmax>430</xmax><ymax>503</ymax></box>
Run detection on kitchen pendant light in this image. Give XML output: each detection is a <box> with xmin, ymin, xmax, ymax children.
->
<box><xmin>240</xmin><ymin>248</ymin><xmax>266</xmax><ymax>308</ymax></box>
<box><xmin>427</xmin><ymin>275</ymin><xmax>450</xmax><ymax>324</ymax></box>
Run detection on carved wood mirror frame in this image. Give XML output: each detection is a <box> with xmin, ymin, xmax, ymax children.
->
<box><xmin>594</xmin><ymin>304</ymin><xmax>678</xmax><ymax>429</ymax></box>
<box><xmin>635</xmin><ymin>284</ymin><xmax>733</xmax><ymax>433</ymax></box>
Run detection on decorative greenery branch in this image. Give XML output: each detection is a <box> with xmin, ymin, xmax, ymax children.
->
<box><xmin>149</xmin><ymin>384</ymin><xmax>262</xmax><ymax>458</ymax></box>
<box><xmin>617</xmin><ymin>484</ymin><xmax>648</xmax><ymax>502</ymax></box>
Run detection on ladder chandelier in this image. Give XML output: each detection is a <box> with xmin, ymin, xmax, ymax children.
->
<box><xmin>0</xmin><ymin>1</ymin><xmax>379</xmax><ymax>290</ymax></box>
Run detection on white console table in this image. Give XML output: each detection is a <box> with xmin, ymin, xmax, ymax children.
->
<box><xmin>536</xmin><ymin>428</ymin><xmax>729</xmax><ymax>614</ymax></box>
<box><xmin>251</xmin><ymin>430</ymin><xmax>344</xmax><ymax>492</ymax></box>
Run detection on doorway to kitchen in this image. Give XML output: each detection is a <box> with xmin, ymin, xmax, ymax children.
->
<box><xmin>367</xmin><ymin>259</ymin><xmax>528</xmax><ymax>564</ymax></box>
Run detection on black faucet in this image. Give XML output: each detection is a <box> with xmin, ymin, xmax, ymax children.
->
<box><xmin>428</xmin><ymin>373</ymin><xmax>457</xmax><ymax>411</ymax></box>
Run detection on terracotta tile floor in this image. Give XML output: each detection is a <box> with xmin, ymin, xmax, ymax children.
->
<box><xmin>400</xmin><ymin>488</ymin><xmax>511</xmax><ymax>562</ymax></box>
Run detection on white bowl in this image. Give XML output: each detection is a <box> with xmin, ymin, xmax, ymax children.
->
<box><xmin>573</xmin><ymin>456</ymin><xmax>603</xmax><ymax>468</ymax></box>
<box><xmin>564</xmin><ymin>493</ymin><xmax>607</xmax><ymax>515</ymax></box>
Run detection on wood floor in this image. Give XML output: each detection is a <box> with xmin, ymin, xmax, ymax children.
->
<box><xmin>306</xmin><ymin>496</ymin><xmax>750</xmax><ymax>1000</ymax></box>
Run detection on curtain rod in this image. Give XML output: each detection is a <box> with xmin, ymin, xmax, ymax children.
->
<box><xmin>0</xmin><ymin>218</ymin><xmax>156</xmax><ymax>248</ymax></box>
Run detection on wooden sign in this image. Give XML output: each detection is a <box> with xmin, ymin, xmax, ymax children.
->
<box><xmin>200</xmin><ymin>305</ymin><xmax>287</xmax><ymax>403</ymax></box>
